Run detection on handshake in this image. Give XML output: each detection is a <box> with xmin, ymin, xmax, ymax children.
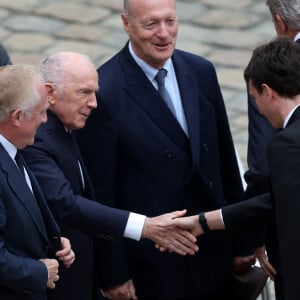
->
<box><xmin>141</xmin><ymin>209</ymin><xmax>223</xmax><ymax>256</ymax></box>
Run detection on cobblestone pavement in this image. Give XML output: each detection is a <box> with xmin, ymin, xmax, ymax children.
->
<box><xmin>0</xmin><ymin>0</ymin><xmax>276</xmax><ymax>298</ymax></box>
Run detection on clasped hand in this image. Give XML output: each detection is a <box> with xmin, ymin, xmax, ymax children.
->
<box><xmin>143</xmin><ymin>209</ymin><xmax>199</xmax><ymax>255</ymax></box>
<box><xmin>40</xmin><ymin>237</ymin><xmax>75</xmax><ymax>289</ymax></box>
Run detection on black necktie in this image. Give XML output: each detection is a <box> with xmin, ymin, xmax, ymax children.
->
<box><xmin>15</xmin><ymin>151</ymin><xmax>25</xmax><ymax>177</ymax></box>
<box><xmin>155</xmin><ymin>69</ymin><xmax>176</xmax><ymax>117</ymax></box>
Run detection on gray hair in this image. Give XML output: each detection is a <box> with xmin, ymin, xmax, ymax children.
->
<box><xmin>40</xmin><ymin>52</ymin><xmax>93</xmax><ymax>97</ymax></box>
<box><xmin>266</xmin><ymin>0</ymin><xmax>300</xmax><ymax>30</ymax></box>
<box><xmin>0</xmin><ymin>64</ymin><xmax>41</xmax><ymax>122</ymax></box>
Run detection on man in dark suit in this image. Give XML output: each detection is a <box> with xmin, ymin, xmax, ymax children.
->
<box><xmin>244</xmin><ymin>1</ymin><xmax>300</xmax><ymax>298</ymax></box>
<box><xmin>22</xmin><ymin>51</ymin><xmax>198</xmax><ymax>300</ymax></box>
<box><xmin>76</xmin><ymin>0</ymin><xmax>254</xmax><ymax>299</ymax></box>
<box><xmin>174</xmin><ymin>37</ymin><xmax>300</xmax><ymax>300</ymax></box>
<box><xmin>245</xmin><ymin>0</ymin><xmax>300</xmax><ymax>197</ymax></box>
<box><xmin>0</xmin><ymin>64</ymin><xmax>74</xmax><ymax>299</ymax></box>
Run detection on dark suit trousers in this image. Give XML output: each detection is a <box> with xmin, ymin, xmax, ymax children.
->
<box><xmin>134</xmin><ymin>284</ymin><xmax>231</xmax><ymax>300</ymax></box>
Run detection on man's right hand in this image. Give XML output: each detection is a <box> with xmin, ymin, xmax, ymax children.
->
<box><xmin>40</xmin><ymin>258</ymin><xmax>59</xmax><ymax>289</ymax></box>
<box><xmin>101</xmin><ymin>279</ymin><xmax>137</xmax><ymax>300</ymax></box>
<box><xmin>142</xmin><ymin>209</ymin><xmax>199</xmax><ymax>255</ymax></box>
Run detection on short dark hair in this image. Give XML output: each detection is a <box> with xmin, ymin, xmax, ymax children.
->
<box><xmin>244</xmin><ymin>36</ymin><xmax>300</xmax><ymax>98</ymax></box>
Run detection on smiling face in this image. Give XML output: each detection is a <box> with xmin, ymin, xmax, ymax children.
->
<box><xmin>47</xmin><ymin>59</ymin><xmax>99</xmax><ymax>131</ymax></box>
<box><xmin>122</xmin><ymin>0</ymin><xmax>178</xmax><ymax>69</ymax></box>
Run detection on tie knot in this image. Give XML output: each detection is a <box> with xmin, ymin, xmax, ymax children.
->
<box><xmin>155</xmin><ymin>68</ymin><xmax>167</xmax><ymax>86</ymax></box>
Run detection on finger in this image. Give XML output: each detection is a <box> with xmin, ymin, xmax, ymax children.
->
<box><xmin>181</xmin><ymin>230</ymin><xmax>197</xmax><ymax>243</ymax></box>
<box><xmin>128</xmin><ymin>279</ymin><xmax>137</xmax><ymax>300</ymax></box>
<box><xmin>260</xmin><ymin>260</ymin><xmax>275</xmax><ymax>280</ymax></box>
<box><xmin>155</xmin><ymin>243</ymin><xmax>168</xmax><ymax>252</ymax></box>
<box><xmin>169</xmin><ymin>209</ymin><xmax>187</xmax><ymax>219</ymax></box>
<box><xmin>162</xmin><ymin>232</ymin><xmax>198</xmax><ymax>255</ymax></box>
<box><xmin>48</xmin><ymin>281</ymin><xmax>56</xmax><ymax>289</ymax></box>
<box><xmin>262</xmin><ymin>266</ymin><xmax>274</xmax><ymax>280</ymax></box>
<box><xmin>174</xmin><ymin>231</ymin><xmax>199</xmax><ymax>251</ymax></box>
<box><xmin>61</xmin><ymin>250</ymin><xmax>75</xmax><ymax>261</ymax></box>
<box><xmin>56</xmin><ymin>247</ymin><xmax>71</xmax><ymax>258</ymax></box>
<box><xmin>65</xmin><ymin>252</ymin><xmax>76</xmax><ymax>268</ymax></box>
<box><xmin>159</xmin><ymin>246</ymin><xmax>168</xmax><ymax>252</ymax></box>
<box><xmin>168</xmin><ymin>243</ymin><xmax>186</xmax><ymax>255</ymax></box>
<box><xmin>264</xmin><ymin>261</ymin><xmax>277</xmax><ymax>277</ymax></box>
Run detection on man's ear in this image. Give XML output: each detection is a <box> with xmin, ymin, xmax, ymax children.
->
<box><xmin>45</xmin><ymin>82</ymin><xmax>56</xmax><ymax>105</ymax></box>
<box><xmin>274</xmin><ymin>14</ymin><xmax>288</xmax><ymax>35</ymax></box>
<box><xmin>262</xmin><ymin>83</ymin><xmax>279</xmax><ymax>105</ymax></box>
<box><xmin>11</xmin><ymin>109</ymin><xmax>23</xmax><ymax>127</ymax></box>
<box><xmin>121</xmin><ymin>13</ymin><xmax>130</xmax><ymax>36</ymax></box>
<box><xmin>261</xmin><ymin>83</ymin><xmax>273</xmax><ymax>101</ymax></box>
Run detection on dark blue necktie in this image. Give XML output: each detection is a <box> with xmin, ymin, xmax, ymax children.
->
<box><xmin>155</xmin><ymin>69</ymin><xmax>176</xmax><ymax>117</ymax></box>
<box><xmin>15</xmin><ymin>151</ymin><xmax>25</xmax><ymax>177</ymax></box>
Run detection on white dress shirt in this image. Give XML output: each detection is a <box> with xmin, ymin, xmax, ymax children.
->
<box><xmin>128</xmin><ymin>42</ymin><xmax>189</xmax><ymax>136</ymax></box>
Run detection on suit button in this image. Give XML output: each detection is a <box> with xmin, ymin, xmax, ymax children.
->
<box><xmin>164</xmin><ymin>150</ymin><xmax>172</xmax><ymax>158</ymax></box>
<box><xmin>203</xmin><ymin>143</ymin><xmax>208</xmax><ymax>151</ymax></box>
<box><xmin>208</xmin><ymin>181</ymin><xmax>213</xmax><ymax>189</ymax></box>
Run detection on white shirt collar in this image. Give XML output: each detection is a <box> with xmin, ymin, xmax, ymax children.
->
<box><xmin>0</xmin><ymin>134</ymin><xmax>17</xmax><ymax>160</ymax></box>
<box><xmin>294</xmin><ymin>32</ymin><xmax>300</xmax><ymax>42</ymax></box>
<box><xmin>283</xmin><ymin>104</ymin><xmax>300</xmax><ymax>128</ymax></box>
<box><xmin>128</xmin><ymin>42</ymin><xmax>173</xmax><ymax>81</ymax></box>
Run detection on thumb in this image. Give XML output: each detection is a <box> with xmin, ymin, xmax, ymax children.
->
<box><xmin>169</xmin><ymin>209</ymin><xmax>187</xmax><ymax>219</ymax></box>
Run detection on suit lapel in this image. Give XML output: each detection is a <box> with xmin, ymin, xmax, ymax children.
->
<box><xmin>45</xmin><ymin>112</ymin><xmax>92</xmax><ymax>196</ymax></box>
<box><xmin>120</xmin><ymin>48</ymin><xmax>189</xmax><ymax>151</ymax></box>
<box><xmin>26</xmin><ymin>166</ymin><xmax>61</xmax><ymax>250</ymax></box>
<box><xmin>0</xmin><ymin>145</ymin><xmax>49</xmax><ymax>242</ymax></box>
<box><xmin>172</xmin><ymin>53</ymin><xmax>201</xmax><ymax>167</ymax></box>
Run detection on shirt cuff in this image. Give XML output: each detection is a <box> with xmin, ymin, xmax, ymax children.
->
<box><xmin>220</xmin><ymin>209</ymin><xmax>225</xmax><ymax>227</ymax></box>
<box><xmin>123</xmin><ymin>213</ymin><xmax>146</xmax><ymax>241</ymax></box>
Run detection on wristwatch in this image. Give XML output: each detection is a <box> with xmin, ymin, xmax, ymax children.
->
<box><xmin>198</xmin><ymin>212</ymin><xmax>210</xmax><ymax>233</ymax></box>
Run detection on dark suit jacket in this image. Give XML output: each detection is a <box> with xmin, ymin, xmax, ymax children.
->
<box><xmin>242</xmin><ymin>38</ymin><xmax>300</xmax><ymax>300</ymax></box>
<box><xmin>76</xmin><ymin>44</ymin><xmax>246</xmax><ymax>299</ymax></box>
<box><xmin>22</xmin><ymin>111</ymin><xmax>130</xmax><ymax>300</ymax></box>
<box><xmin>245</xmin><ymin>38</ymin><xmax>300</xmax><ymax>197</ymax></box>
<box><xmin>223</xmin><ymin>106</ymin><xmax>300</xmax><ymax>299</ymax></box>
<box><xmin>0</xmin><ymin>143</ymin><xmax>61</xmax><ymax>300</ymax></box>
<box><xmin>0</xmin><ymin>43</ymin><xmax>11</xmax><ymax>66</ymax></box>
<box><xmin>267</xmin><ymin>106</ymin><xmax>300</xmax><ymax>300</ymax></box>
<box><xmin>222</xmin><ymin>193</ymin><xmax>272</xmax><ymax>234</ymax></box>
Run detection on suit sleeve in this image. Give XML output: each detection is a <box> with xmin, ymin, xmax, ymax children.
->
<box><xmin>222</xmin><ymin>193</ymin><xmax>272</xmax><ymax>234</ymax></box>
<box><xmin>22</xmin><ymin>132</ymin><xmax>129</xmax><ymax>238</ymax></box>
<box><xmin>76</xmin><ymin>99</ymin><xmax>131</xmax><ymax>288</ymax></box>
<box><xmin>0</xmin><ymin>194</ymin><xmax>48</xmax><ymax>293</ymax></box>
